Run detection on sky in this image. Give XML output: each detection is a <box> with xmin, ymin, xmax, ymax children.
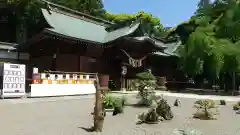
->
<box><xmin>103</xmin><ymin>0</ymin><xmax>200</xmax><ymax>27</ymax></box>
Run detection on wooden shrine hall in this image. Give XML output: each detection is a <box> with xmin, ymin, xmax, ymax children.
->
<box><xmin>17</xmin><ymin>1</ymin><xmax>180</xmax><ymax>90</ymax></box>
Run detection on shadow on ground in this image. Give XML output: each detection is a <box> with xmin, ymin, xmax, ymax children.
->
<box><xmin>78</xmin><ymin>127</ymin><xmax>94</xmax><ymax>132</ymax></box>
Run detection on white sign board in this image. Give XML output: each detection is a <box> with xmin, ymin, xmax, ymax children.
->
<box><xmin>1</xmin><ymin>63</ymin><xmax>26</xmax><ymax>97</ymax></box>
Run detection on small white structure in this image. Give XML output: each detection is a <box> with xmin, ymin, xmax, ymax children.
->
<box><xmin>30</xmin><ymin>83</ymin><xmax>96</xmax><ymax>97</ymax></box>
<box><xmin>30</xmin><ymin>69</ymin><xmax>96</xmax><ymax>97</ymax></box>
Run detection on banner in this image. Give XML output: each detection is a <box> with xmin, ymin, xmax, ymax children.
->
<box><xmin>2</xmin><ymin>63</ymin><xmax>26</xmax><ymax>96</ymax></box>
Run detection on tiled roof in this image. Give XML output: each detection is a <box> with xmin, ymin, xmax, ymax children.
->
<box><xmin>42</xmin><ymin>8</ymin><xmax>140</xmax><ymax>44</ymax></box>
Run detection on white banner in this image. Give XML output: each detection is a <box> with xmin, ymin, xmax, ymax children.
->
<box><xmin>2</xmin><ymin>63</ymin><xmax>26</xmax><ymax>96</ymax></box>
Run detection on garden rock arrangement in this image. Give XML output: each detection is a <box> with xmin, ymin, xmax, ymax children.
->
<box><xmin>219</xmin><ymin>100</ymin><xmax>226</xmax><ymax>105</ymax></box>
<box><xmin>156</xmin><ymin>98</ymin><xmax>174</xmax><ymax>120</ymax></box>
<box><xmin>137</xmin><ymin>97</ymin><xmax>173</xmax><ymax>124</ymax></box>
<box><xmin>137</xmin><ymin>108</ymin><xmax>164</xmax><ymax>124</ymax></box>
<box><xmin>174</xmin><ymin>99</ymin><xmax>181</xmax><ymax>107</ymax></box>
<box><xmin>236</xmin><ymin>110</ymin><xmax>240</xmax><ymax>114</ymax></box>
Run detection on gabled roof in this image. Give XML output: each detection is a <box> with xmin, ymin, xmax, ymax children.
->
<box><xmin>153</xmin><ymin>42</ymin><xmax>181</xmax><ymax>57</ymax></box>
<box><xmin>42</xmin><ymin>8</ymin><xmax>140</xmax><ymax>44</ymax></box>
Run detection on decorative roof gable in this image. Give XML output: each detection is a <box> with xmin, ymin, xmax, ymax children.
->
<box><xmin>42</xmin><ymin>8</ymin><xmax>140</xmax><ymax>44</ymax></box>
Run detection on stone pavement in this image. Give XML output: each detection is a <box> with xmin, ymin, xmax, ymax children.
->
<box><xmin>0</xmin><ymin>95</ymin><xmax>94</xmax><ymax>105</ymax></box>
<box><xmin>110</xmin><ymin>90</ymin><xmax>240</xmax><ymax>101</ymax></box>
<box><xmin>0</xmin><ymin>95</ymin><xmax>177</xmax><ymax>135</ymax></box>
<box><xmin>0</xmin><ymin>94</ymin><xmax>239</xmax><ymax>135</ymax></box>
<box><xmin>0</xmin><ymin>96</ymin><xmax>96</xmax><ymax>135</ymax></box>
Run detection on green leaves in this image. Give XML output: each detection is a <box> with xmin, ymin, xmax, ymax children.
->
<box><xmin>106</xmin><ymin>11</ymin><xmax>167</xmax><ymax>37</ymax></box>
<box><xmin>174</xmin><ymin>0</ymin><xmax>240</xmax><ymax>78</ymax></box>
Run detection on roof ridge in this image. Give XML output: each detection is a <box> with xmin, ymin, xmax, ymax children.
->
<box><xmin>47</xmin><ymin>7</ymin><xmax>110</xmax><ymax>27</ymax></box>
<box><xmin>106</xmin><ymin>19</ymin><xmax>141</xmax><ymax>32</ymax></box>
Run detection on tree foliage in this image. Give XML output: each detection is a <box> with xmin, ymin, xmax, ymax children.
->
<box><xmin>171</xmin><ymin>0</ymin><xmax>240</xmax><ymax>78</ymax></box>
<box><xmin>106</xmin><ymin>11</ymin><xmax>167</xmax><ymax>37</ymax></box>
<box><xmin>6</xmin><ymin>0</ymin><xmax>106</xmax><ymax>22</ymax></box>
<box><xmin>50</xmin><ymin>0</ymin><xmax>106</xmax><ymax>18</ymax></box>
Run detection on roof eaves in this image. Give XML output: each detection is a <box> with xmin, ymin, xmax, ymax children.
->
<box><xmin>125</xmin><ymin>36</ymin><xmax>167</xmax><ymax>48</ymax></box>
<box><xmin>162</xmin><ymin>41</ymin><xmax>181</xmax><ymax>57</ymax></box>
<box><xmin>152</xmin><ymin>52</ymin><xmax>171</xmax><ymax>57</ymax></box>
<box><xmin>103</xmin><ymin>22</ymin><xmax>140</xmax><ymax>43</ymax></box>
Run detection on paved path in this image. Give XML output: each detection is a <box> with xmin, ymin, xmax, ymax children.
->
<box><xmin>0</xmin><ymin>95</ymin><xmax>94</xmax><ymax>105</ymax></box>
<box><xmin>111</xmin><ymin>90</ymin><xmax>240</xmax><ymax>101</ymax></box>
<box><xmin>0</xmin><ymin>96</ymin><xmax>96</xmax><ymax>135</ymax></box>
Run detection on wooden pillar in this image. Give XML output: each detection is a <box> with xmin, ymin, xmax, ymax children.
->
<box><xmin>17</xmin><ymin>51</ymin><xmax>20</xmax><ymax>63</ymax></box>
<box><xmin>51</xmin><ymin>48</ymin><xmax>59</xmax><ymax>71</ymax></box>
<box><xmin>121</xmin><ymin>65</ymin><xmax>127</xmax><ymax>91</ymax></box>
<box><xmin>121</xmin><ymin>75</ymin><xmax>126</xmax><ymax>91</ymax></box>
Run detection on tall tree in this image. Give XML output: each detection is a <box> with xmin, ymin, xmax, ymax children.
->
<box><xmin>170</xmin><ymin>0</ymin><xmax>240</xmax><ymax>79</ymax></box>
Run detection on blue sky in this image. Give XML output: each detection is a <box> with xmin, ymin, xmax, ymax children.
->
<box><xmin>103</xmin><ymin>0</ymin><xmax>199</xmax><ymax>27</ymax></box>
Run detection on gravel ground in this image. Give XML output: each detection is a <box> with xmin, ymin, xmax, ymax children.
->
<box><xmin>0</xmin><ymin>95</ymin><xmax>239</xmax><ymax>135</ymax></box>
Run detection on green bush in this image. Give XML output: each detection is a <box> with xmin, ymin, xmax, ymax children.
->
<box><xmin>132</xmin><ymin>72</ymin><xmax>157</xmax><ymax>107</ymax></box>
<box><xmin>112</xmin><ymin>96</ymin><xmax>126</xmax><ymax>115</ymax></box>
<box><xmin>233</xmin><ymin>104</ymin><xmax>240</xmax><ymax>110</ymax></box>
<box><xmin>194</xmin><ymin>99</ymin><xmax>216</xmax><ymax>108</ymax></box>
<box><xmin>156</xmin><ymin>98</ymin><xmax>173</xmax><ymax>120</ymax></box>
<box><xmin>112</xmin><ymin>99</ymin><xmax>123</xmax><ymax>115</ymax></box>
<box><xmin>193</xmin><ymin>99</ymin><xmax>218</xmax><ymax>120</ymax></box>
<box><xmin>103</xmin><ymin>95</ymin><xmax>116</xmax><ymax>109</ymax></box>
<box><xmin>136</xmin><ymin>72</ymin><xmax>156</xmax><ymax>81</ymax></box>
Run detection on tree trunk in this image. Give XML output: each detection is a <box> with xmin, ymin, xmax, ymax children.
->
<box><xmin>93</xmin><ymin>75</ymin><xmax>105</xmax><ymax>132</ymax></box>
